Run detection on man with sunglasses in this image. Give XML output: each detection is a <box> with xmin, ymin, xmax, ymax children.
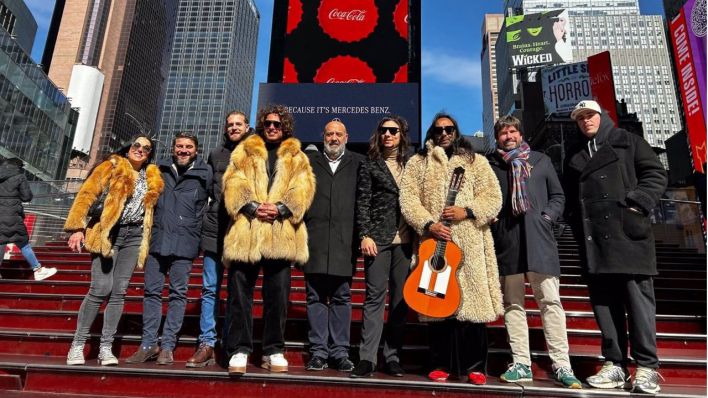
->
<box><xmin>302</xmin><ymin>118</ymin><xmax>364</xmax><ymax>372</ymax></box>
<box><xmin>127</xmin><ymin>132</ymin><xmax>213</xmax><ymax>366</ymax></box>
<box><xmin>487</xmin><ymin>115</ymin><xmax>581</xmax><ymax>389</ymax></box>
<box><xmin>222</xmin><ymin>105</ymin><xmax>315</xmax><ymax>374</ymax></box>
<box><xmin>187</xmin><ymin>111</ymin><xmax>252</xmax><ymax>368</ymax></box>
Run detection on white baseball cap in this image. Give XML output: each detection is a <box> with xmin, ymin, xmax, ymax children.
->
<box><xmin>570</xmin><ymin>100</ymin><xmax>602</xmax><ymax>120</ymax></box>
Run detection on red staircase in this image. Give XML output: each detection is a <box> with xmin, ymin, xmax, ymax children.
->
<box><xmin>0</xmin><ymin>228</ymin><xmax>705</xmax><ymax>397</ymax></box>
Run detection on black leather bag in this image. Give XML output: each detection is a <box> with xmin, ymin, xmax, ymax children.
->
<box><xmin>87</xmin><ymin>189</ymin><xmax>108</xmax><ymax>220</ymax></box>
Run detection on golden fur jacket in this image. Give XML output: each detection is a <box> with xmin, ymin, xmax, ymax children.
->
<box><xmin>399</xmin><ymin>141</ymin><xmax>504</xmax><ymax>323</ymax></box>
<box><xmin>222</xmin><ymin>135</ymin><xmax>315</xmax><ymax>265</ymax></box>
<box><xmin>64</xmin><ymin>155</ymin><xmax>164</xmax><ymax>269</ymax></box>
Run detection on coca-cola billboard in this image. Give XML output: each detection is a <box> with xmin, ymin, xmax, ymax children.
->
<box><xmin>268</xmin><ymin>0</ymin><xmax>420</xmax><ymax>84</ymax></box>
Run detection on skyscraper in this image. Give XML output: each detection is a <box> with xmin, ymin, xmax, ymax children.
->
<box><xmin>481</xmin><ymin>14</ymin><xmax>504</xmax><ymax>142</ymax></box>
<box><xmin>0</xmin><ymin>0</ymin><xmax>37</xmax><ymax>54</ymax></box>
<box><xmin>49</xmin><ymin>0</ymin><xmax>178</xmax><ymax>178</ymax></box>
<box><xmin>157</xmin><ymin>0</ymin><xmax>259</xmax><ymax>159</ymax></box>
<box><xmin>498</xmin><ymin>0</ymin><xmax>682</xmax><ymax>153</ymax></box>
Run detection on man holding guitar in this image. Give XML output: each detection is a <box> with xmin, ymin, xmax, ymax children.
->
<box><xmin>488</xmin><ymin>116</ymin><xmax>582</xmax><ymax>389</ymax></box>
<box><xmin>399</xmin><ymin>113</ymin><xmax>503</xmax><ymax>384</ymax></box>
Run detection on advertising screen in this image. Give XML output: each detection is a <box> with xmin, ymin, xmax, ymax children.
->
<box><xmin>505</xmin><ymin>9</ymin><xmax>572</xmax><ymax>68</ymax></box>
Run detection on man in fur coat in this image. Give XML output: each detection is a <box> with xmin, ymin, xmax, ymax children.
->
<box><xmin>399</xmin><ymin>113</ymin><xmax>503</xmax><ymax>384</ymax></box>
<box><xmin>222</xmin><ymin>105</ymin><xmax>315</xmax><ymax>375</ymax></box>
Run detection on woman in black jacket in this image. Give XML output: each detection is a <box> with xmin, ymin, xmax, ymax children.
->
<box><xmin>351</xmin><ymin>115</ymin><xmax>412</xmax><ymax>378</ymax></box>
<box><xmin>0</xmin><ymin>158</ymin><xmax>56</xmax><ymax>281</ymax></box>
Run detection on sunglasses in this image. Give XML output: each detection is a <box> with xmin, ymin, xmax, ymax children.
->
<box><xmin>378</xmin><ymin>126</ymin><xmax>400</xmax><ymax>135</ymax></box>
<box><xmin>131</xmin><ymin>142</ymin><xmax>152</xmax><ymax>153</ymax></box>
<box><xmin>264</xmin><ymin>120</ymin><xmax>282</xmax><ymax>129</ymax></box>
<box><xmin>433</xmin><ymin>126</ymin><xmax>456</xmax><ymax>135</ymax></box>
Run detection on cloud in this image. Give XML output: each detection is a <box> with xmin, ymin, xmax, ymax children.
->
<box><xmin>422</xmin><ymin>48</ymin><xmax>481</xmax><ymax>88</ymax></box>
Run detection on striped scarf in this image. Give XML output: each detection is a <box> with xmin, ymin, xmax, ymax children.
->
<box><xmin>498</xmin><ymin>142</ymin><xmax>532</xmax><ymax>216</ymax></box>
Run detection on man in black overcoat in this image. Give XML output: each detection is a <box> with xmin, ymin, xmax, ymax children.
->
<box><xmin>303</xmin><ymin>118</ymin><xmax>364</xmax><ymax>372</ymax></box>
<box><xmin>488</xmin><ymin>115</ymin><xmax>581</xmax><ymax>389</ymax></box>
<box><xmin>564</xmin><ymin>100</ymin><xmax>667</xmax><ymax>394</ymax></box>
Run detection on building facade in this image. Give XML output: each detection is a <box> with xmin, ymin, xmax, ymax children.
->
<box><xmin>157</xmin><ymin>0</ymin><xmax>259</xmax><ymax>159</ymax></box>
<box><xmin>0</xmin><ymin>0</ymin><xmax>37</xmax><ymax>55</ymax></box>
<box><xmin>481</xmin><ymin>13</ymin><xmax>504</xmax><ymax>143</ymax></box>
<box><xmin>49</xmin><ymin>0</ymin><xmax>178</xmax><ymax>177</ymax></box>
<box><xmin>498</xmin><ymin>0</ymin><xmax>682</xmax><ymax>154</ymax></box>
<box><xmin>0</xmin><ymin>27</ymin><xmax>77</xmax><ymax>181</ymax></box>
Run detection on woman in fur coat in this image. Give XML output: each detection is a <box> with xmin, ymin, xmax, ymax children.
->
<box><xmin>399</xmin><ymin>113</ymin><xmax>503</xmax><ymax>384</ymax></box>
<box><xmin>351</xmin><ymin>115</ymin><xmax>413</xmax><ymax>379</ymax></box>
<box><xmin>63</xmin><ymin>134</ymin><xmax>164</xmax><ymax>366</ymax></box>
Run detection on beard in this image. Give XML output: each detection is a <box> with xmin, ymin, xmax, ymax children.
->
<box><xmin>174</xmin><ymin>153</ymin><xmax>196</xmax><ymax>167</ymax></box>
<box><xmin>324</xmin><ymin>142</ymin><xmax>345</xmax><ymax>159</ymax></box>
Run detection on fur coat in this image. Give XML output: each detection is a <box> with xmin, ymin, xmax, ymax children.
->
<box><xmin>64</xmin><ymin>155</ymin><xmax>164</xmax><ymax>269</ymax></box>
<box><xmin>222</xmin><ymin>135</ymin><xmax>315</xmax><ymax>265</ymax></box>
<box><xmin>399</xmin><ymin>141</ymin><xmax>504</xmax><ymax>323</ymax></box>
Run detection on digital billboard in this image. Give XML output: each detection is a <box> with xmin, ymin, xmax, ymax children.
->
<box><xmin>505</xmin><ymin>9</ymin><xmax>572</xmax><ymax>68</ymax></box>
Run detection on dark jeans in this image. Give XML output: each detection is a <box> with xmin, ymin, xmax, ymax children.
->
<box><xmin>587</xmin><ymin>274</ymin><xmax>659</xmax><ymax>369</ymax></box>
<box><xmin>227</xmin><ymin>259</ymin><xmax>291</xmax><ymax>356</ymax></box>
<box><xmin>72</xmin><ymin>224</ymin><xmax>142</xmax><ymax>347</ymax></box>
<box><xmin>141</xmin><ymin>254</ymin><xmax>193</xmax><ymax>351</ymax></box>
<box><xmin>306</xmin><ymin>274</ymin><xmax>352</xmax><ymax>360</ymax></box>
<box><xmin>429</xmin><ymin>319</ymin><xmax>488</xmax><ymax>377</ymax></box>
<box><xmin>358</xmin><ymin>243</ymin><xmax>411</xmax><ymax>365</ymax></box>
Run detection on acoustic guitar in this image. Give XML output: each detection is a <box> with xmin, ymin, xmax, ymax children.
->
<box><xmin>403</xmin><ymin>166</ymin><xmax>465</xmax><ymax>318</ymax></box>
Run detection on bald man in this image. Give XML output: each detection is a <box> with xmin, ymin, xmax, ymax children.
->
<box><xmin>303</xmin><ymin>119</ymin><xmax>365</xmax><ymax>372</ymax></box>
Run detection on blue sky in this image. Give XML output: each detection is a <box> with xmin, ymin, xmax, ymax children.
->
<box><xmin>26</xmin><ymin>0</ymin><xmax>665</xmax><ymax>137</ymax></box>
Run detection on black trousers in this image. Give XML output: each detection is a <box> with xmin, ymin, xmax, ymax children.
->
<box><xmin>227</xmin><ymin>259</ymin><xmax>291</xmax><ymax>356</ymax></box>
<box><xmin>428</xmin><ymin>319</ymin><xmax>488</xmax><ymax>377</ymax></box>
<box><xmin>587</xmin><ymin>274</ymin><xmax>659</xmax><ymax>369</ymax></box>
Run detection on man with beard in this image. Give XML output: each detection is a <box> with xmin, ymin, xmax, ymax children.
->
<box><xmin>303</xmin><ymin>118</ymin><xmax>364</xmax><ymax>372</ymax></box>
<box><xmin>127</xmin><ymin>132</ymin><xmax>212</xmax><ymax>365</ymax></box>
<box><xmin>187</xmin><ymin>111</ymin><xmax>251</xmax><ymax>368</ymax></box>
<box><xmin>565</xmin><ymin>100</ymin><xmax>666</xmax><ymax>394</ymax></box>
<box><xmin>488</xmin><ymin>116</ymin><xmax>581</xmax><ymax>389</ymax></box>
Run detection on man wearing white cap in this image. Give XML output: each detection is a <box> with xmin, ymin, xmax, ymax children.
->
<box><xmin>564</xmin><ymin>100</ymin><xmax>667</xmax><ymax>394</ymax></box>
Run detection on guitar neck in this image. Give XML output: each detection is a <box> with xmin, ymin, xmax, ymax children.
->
<box><xmin>435</xmin><ymin>190</ymin><xmax>459</xmax><ymax>255</ymax></box>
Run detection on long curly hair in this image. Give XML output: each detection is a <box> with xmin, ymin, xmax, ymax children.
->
<box><xmin>255</xmin><ymin>104</ymin><xmax>295</xmax><ymax>140</ymax></box>
<box><xmin>419</xmin><ymin>112</ymin><xmax>475</xmax><ymax>162</ymax></box>
<box><xmin>367</xmin><ymin>115</ymin><xmax>410</xmax><ymax>166</ymax></box>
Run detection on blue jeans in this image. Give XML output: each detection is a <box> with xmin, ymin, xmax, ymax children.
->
<box><xmin>198</xmin><ymin>251</ymin><xmax>232</xmax><ymax>347</ymax></box>
<box><xmin>0</xmin><ymin>243</ymin><xmax>41</xmax><ymax>270</ymax></box>
<box><xmin>141</xmin><ymin>254</ymin><xmax>193</xmax><ymax>351</ymax></box>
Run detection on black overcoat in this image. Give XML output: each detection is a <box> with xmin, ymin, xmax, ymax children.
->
<box><xmin>304</xmin><ymin>150</ymin><xmax>364</xmax><ymax>277</ymax></box>
<box><xmin>200</xmin><ymin>140</ymin><xmax>237</xmax><ymax>254</ymax></box>
<box><xmin>150</xmin><ymin>157</ymin><xmax>212</xmax><ymax>259</ymax></box>
<box><xmin>563</xmin><ymin>117</ymin><xmax>667</xmax><ymax>275</ymax></box>
<box><xmin>355</xmin><ymin>157</ymin><xmax>405</xmax><ymax>246</ymax></box>
<box><xmin>489</xmin><ymin>151</ymin><xmax>565</xmax><ymax>276</ymax></box>
<box><xmin>0</xmin><ymin>163</ymin><xmax>32</xmax><ymax>246</ymax></box>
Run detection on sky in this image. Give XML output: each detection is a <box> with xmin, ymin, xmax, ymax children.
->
<box><xmin>25</xmin><ymin>0</ymin><xmax>666</xmax><ymax>137</ymax></box>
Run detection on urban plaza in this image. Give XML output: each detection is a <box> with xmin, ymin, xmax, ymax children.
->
<box><xmin>0</xmin><ymin>0</ymin><xmax>704</xmax><ymax>397</ymax></box>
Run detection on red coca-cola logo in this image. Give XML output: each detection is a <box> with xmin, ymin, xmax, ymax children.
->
<box><xmin>283</xmin><ymin>58</ymin><xmax>298</xmax><ymax>83</ymax></box>
<box><xmin>286</xmin><ymin>0</ymin><xmax>303</xmax><ymax>34</ymax></box>
<box><xmin>393</xmin><ymin>63</ymin><xmax>407</xmax><ymax>83</ymax></box>
<box><xmin>394</xmin><ymin>0</ymin><xmax>408</xmax><ymax>40</ymax></box>
<box><xmin>318</xmin><ymin>0</ymin><xmax>378</xmax><ymax>43</ymax></box>
<box><xmin>314</xmin><ymin>56</ymin><xmax>376</xmax><ymax>83</ymax></box>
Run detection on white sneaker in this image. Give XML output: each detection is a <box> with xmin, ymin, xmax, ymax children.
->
<box><xmin>34</xmin><ymin>266</ymin><xmax>57</xmax><ymax>281</ymax></box>
<box><xmin>66</xmin><ymin>343</ymin><xmax>85</xmax><ymax>365</ymax></box>
<box><xmin>261</xmin><ymin>353</ymin><xmax>288</xmax><ymax>372</ymax></box>
<box><xmin>98</xmin><ymin>346</ymin><xmax>119</xmax><ymax>366</ymax></box>
<box><xmin>228</xmin><ymin>352</ymin><xmax>248</xmax><ymax>375</ymax></box>
<box><xmin>587</xmin><ymin>361</ymin><xmax>627</xmax><ymax>389</ymax></box>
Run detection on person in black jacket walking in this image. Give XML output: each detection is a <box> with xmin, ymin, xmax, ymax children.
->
<box><xmin>303</xmin><ymin>118</ymin><xmax>364</xmax><ymax>372</ymax></box>
<box><xmin>351</xmin><ymin>115</ymin><xmax>412</xmax><ymax>378</ymax></box>
<box><xmin>0</xmin><ymin>158</ymin><xmax>56</xmax><ymax>281</ymax></box>
<box><xmin>187</xmin><ymin>110</ymin><xmax>251</xmax><ymax>368</ymax></box>
<box><xmin>127</xmin><ymin>132</ymin><xmax>212</xmax><ymax>366</ymax></box>
<box><xmin>565</xmin><ymin>100</ymin><xmax>667</xmax><ymax>394</ymax></box>
<box><xmin>488</xmin><ymin>116</ymin><xmax>580</xmax><ymax>389</ymax></box>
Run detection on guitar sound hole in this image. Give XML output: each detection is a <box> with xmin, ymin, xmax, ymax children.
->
<box><xmin>430</xmin><ymin>255</ymin><xmax>446</xmax><ymax>271</ymax></box>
